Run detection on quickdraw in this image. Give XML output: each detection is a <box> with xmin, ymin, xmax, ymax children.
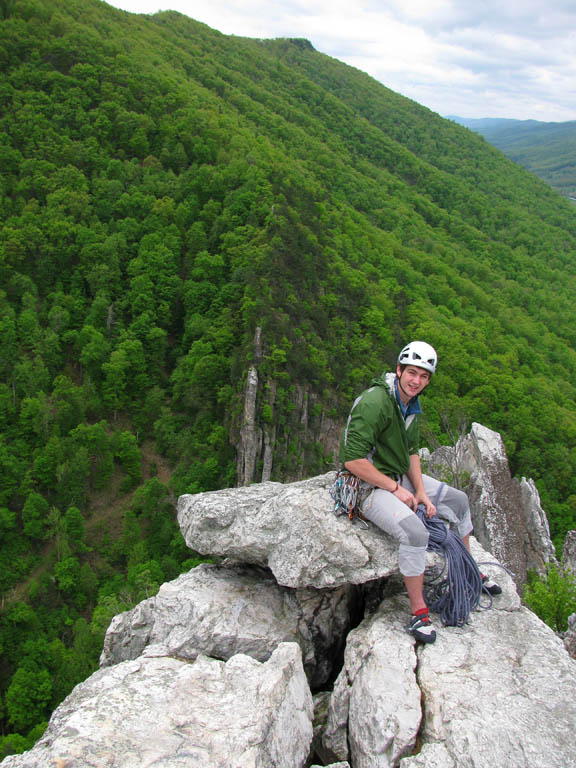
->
<box><xmin>329</xmin><ymin>469</ymin><xmax>368</xmax><ymax>526</ymax></box>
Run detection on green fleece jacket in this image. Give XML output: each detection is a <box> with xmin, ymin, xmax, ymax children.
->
<box><xmin>340</xmin><ymin>372</ymin><xmax>420</xmax><ymax>477</ymax></box>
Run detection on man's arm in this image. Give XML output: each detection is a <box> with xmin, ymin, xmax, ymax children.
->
<box><xmin>344</xmin><ymin>458</ymin><xmax>417</xmax><ymax>510</ymax></box>
<box><xmin>407</xmin><ymin>454</ymin><xmax>436</xmax><ymax>517</ymax></box>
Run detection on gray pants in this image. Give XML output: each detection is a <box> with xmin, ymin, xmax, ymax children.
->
<box><xmin>360</xmin><ymin>474</ymin><xmax>473</xmax><ymax>577</ymax></box>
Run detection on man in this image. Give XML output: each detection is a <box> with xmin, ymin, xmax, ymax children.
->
<box><xmin>340</xmin><ymin>341</ymin><xmax>500</xmax><ymax>644</ymax></box>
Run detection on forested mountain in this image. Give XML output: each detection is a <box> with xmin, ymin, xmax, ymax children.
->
<box><xmin>2</xmin><ymin>0</ymin><xmax>576</xmax><ymax>754</ymax></box>
<box><xmin>449</xmin><ymin>116</ymin><xmax>576</xmax><ymax>198</ymax></box>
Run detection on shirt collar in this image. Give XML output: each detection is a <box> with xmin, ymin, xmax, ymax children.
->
<box><xmin>394</xmin><ymin>377</ymin><xmax>422</xmax><ymax>418</ymax></box>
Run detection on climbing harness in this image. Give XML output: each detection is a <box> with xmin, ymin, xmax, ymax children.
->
<box><xmin>329</xmin><ymin>470</ymin><xmax>369</xmax><ymax>527</ymax></box>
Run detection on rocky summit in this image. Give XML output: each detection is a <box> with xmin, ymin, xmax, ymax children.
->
<box><xmin>3</xmin><ymin>425</ymin><xmax>575</xmax><ymax>768</ymax></box>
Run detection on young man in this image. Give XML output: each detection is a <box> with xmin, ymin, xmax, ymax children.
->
<box><xmin>340</xmin><ymin>341</ymin><xmax>500</xmax><ymax>644</ymax></box>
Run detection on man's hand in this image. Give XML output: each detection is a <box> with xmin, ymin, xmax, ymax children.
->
<box><xmin>394</xmin><ymin>485</ymin><xmax>417</xmax><ymax>511</ymax></box>
<box><xmin>415</xmin><ymin>491</ymin><xmax>436</xmax><ymax>518</ymax></box>
<box><xmin>407</xmin><ymin>454</ymin><xmax>436</xmax><ymax>517</ymax></box>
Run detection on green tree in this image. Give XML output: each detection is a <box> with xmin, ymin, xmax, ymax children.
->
<box><xmin>21</xmin><ymin>492</ymin><xmax>50</xmax><ymax>541</ymax></box>
<box><xmin>523</xmin><ymin>564</ymin><xmax>576</xmax><ymax>633</ymax></box>
<box><xmin>5</xmin><ymin>667</ymin><xmax>52</xmax><ymax>732</ymax></box>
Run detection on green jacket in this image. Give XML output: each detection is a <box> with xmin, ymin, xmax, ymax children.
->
<box><xmin>340</xmin><ymin>372</ymin><xmax>420</xmax><ymax>477</ymax></box>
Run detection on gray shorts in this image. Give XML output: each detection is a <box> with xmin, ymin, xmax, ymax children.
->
<box><xmin>360</xmin><ymin>474</ymin><xmax>473</xmax><ymax>577</ymax></box>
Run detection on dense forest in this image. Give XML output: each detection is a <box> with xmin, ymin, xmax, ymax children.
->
<box><xmin>450</xmin><ymin>116</ymin><xmax>576</xmax><ymax>199</ymax></box>
<box><xmin>2</xmin><ymin>0</ymin><xmax>576</xmax><ymax>755</ymax></box>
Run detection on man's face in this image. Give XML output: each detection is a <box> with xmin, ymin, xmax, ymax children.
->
<box><xmin>396</xmin><ymin>364</ymin><xmax>431</xmax><ymax>403</ymax></box>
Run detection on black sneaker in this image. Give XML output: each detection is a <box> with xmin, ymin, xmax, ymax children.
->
<box><xmin>481</xmin><ymin>574</ymin><xmax>502</xmax><ymax>595</ymax></box>
<box><xmin>406</xmin><ymin>612</ymin><xmax>437</xmax><ymax>644</ymax></box>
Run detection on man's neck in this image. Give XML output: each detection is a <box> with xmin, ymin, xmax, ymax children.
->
<box><xmin>395</xmin><ymin>376</ymin><xmax>411</xmax><ymax>406</ymax></box>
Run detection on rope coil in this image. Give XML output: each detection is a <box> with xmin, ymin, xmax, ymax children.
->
<box><xmin>416</xmin><ymin>504</ymin><xmax>490</xmax><ymax>627</ymax></box>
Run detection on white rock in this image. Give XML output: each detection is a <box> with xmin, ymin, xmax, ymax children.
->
<box><xmin>417</xmin><ymin>605</ymin><xmax>576</xmax><ymax>767</ymax></box>
<box><xmin>177</xmin><ymin>473</ymin><xmax>398</xmax><ymax>588</ymax></box>
<box><xmin>428</xmin><ymin>422</ymin><xmax>555</xmax><ymax>586</ymax></box>
<box><xmin>564</xmin><ymin>612</ymin><xmax>576</xmax><ymax>658</ymax></box>
<box><xmin>1</xmin><ymin>644</ymin><xmax>314</xmax><ymax>768</ymax></box>
<box><xmin>321</xmin><ymin>538</ymin><xmax>576</xmax><ymax>768</ymax></box>
<box><xmin>399</xmin><ymin>742</ymin><xmax>456</xmax><ymax>767</ymax></box>
<box><xmin>323</xmin><ymin>594</ymin><xmax>422</xmax><ymax>767</ymax></box>
<box><xmin>100</xmin><ymin>562</ymin><xmax>355</xmax><ymax>688</ymax></box>
<box><xmin>310</xmin><ymin>764</ymin><xmax>351</xmax><ymax>768</ymax></box>
<box><xmin>563</xmin><ymin>530</ymin><xmax>576</xmax><ymax>575</ymax></box>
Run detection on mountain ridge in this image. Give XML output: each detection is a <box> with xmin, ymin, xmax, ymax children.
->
<box><xmin>447</xmin><ymin>115</ymin><xmax>576</xmax><ymax>197</ymax></box>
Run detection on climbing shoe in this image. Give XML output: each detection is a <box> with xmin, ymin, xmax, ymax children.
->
<box><xmin>406</xmin><ymin>611</ymin><xmax>437</xmax><ymax>644</ymax></box>
<box><xmin>481</xmin><ymin>574</ymin><xmax>502</xmax><ymax>596</ymax></box>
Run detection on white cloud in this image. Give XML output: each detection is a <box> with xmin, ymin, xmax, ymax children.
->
<box><xmin>107</xmin><ymin>0</ymin><xmax>576</xmax><ymax>121</ymax></box>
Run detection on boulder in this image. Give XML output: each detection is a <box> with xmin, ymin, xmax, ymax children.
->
<box><xmin>427</xmin><ymin>422</ymin><xmax>555</xmax><ymax>587</ymax></box>
<box><xmin>413</xmin><ymin>605</ymin><xmax>576</xmax><ymax>768</ymax></box>
<box><xmin>1</xmin><ymin>644</ymin><xmax>314</xmax><ymax>768</ymax></box>
<box><xmin>561</xmin><ymin>533</ymin><xmax>576</xmax><ymax>657</ymax></box>
<box><xmin>323</xmin><ymin>594</ymin><xmax>422</xmax><ymax>767</ymax></box>
<box><xmin>320</xmin><ymin>541</ymin><xmax>575</xmax><ymax>768</ymax></box>
<box><xmin>177</xmin><ymin>473</ymin><xmax>399</xmax><ymax>588</ymax></box>
<box><xmin>100</xmin><ymin>562</ymin><xmax>356</xmax><ymax>688</ymax></box>
<box><xmin>310</xmin><ymin>764</ymin><xmax>351</xmax><ymax>768</ymax></box>
<box><xmin>323</xmin><ymin>537</ymin><xmax>518</xmax><ymax>767</ymax></box>
<box><xmin>399</xmin><ymin>743</ymin><xmax>456</xmax><ymax>767</ymax></box>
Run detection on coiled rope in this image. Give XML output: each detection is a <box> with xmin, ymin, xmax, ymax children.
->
<box><xmin>416</xmin><ymin>502</ymin><xmax>489</xmax><ymax>627</ymax></box>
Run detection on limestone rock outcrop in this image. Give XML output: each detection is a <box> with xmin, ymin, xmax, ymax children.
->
<box><xmin>561</xmin><ymin>531</ymin><xmax>576</xmax><ymax>657</ymax></box>
<box><xmin>410</xmin><ymin>602</ymin><xmax>575</xmax><ymax>768</ymax></box>
<box><xmin>1</xmin><ymin>644</ymin><xmax>314</xmax><ymax>768</ymax></box>
<box><xmin>100</xmin><ymin>562</ymin><xmax>356</xmax><ymax>688</ymax></box>
<box><xmin>177</xmin><ymin>473</ymin><xmax>398</xmax><ymax>588</ymax></box>
<box><xmin>321</xmin><ymin>539</ymin><xmax>525</xmax><ymax>768</ymax></box>
<box><xmin>563</xmin><ymin>529</ymin><xmax>576</xmax><ymax>575</ymax></box>
<box><xmin>564</xmin><ymin>612</ymin><xmax>576</xmax><ymax>658</ymax></box>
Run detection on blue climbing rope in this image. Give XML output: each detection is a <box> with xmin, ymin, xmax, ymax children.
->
<box><xmin>416</xmin><ymin>504</ymin><xmax>489</xmax><ymax>627</ymax></box>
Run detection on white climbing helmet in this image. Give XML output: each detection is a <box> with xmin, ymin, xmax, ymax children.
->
<box><xmin>397</xmin><ymin>341</ymin><xmax>437</xmax><ymax>374</ymax></box>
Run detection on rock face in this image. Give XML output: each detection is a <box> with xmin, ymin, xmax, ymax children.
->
<box><xmin>427</xmin><ymin>422</ymin><xmax>556</xmax><ymax>587</ymax></box>
<box><xmin>564</xmin><ymin>529</ymin><xmax>576</xmax><ymax>575</ymax></box>
<box><xmin>323</xmin><ymin>592</ymin><xmax>576</xmax><ymax>768</ymax></box>
<box><xmin>321</xmin><ymin>539</ymin><xmax>523</xmax><ymax>768</ymax></box>
<box><xmin>4</xmin><ymin>424</ymin><xmax>575</xmax><ymax>768</ymax></box>
<box><xmin>177</xmin><ymin>473</ymin><xmax>399</xmax><ymax>588</ymax></box>
<box><xmin>413</xmin><ymin>604</ymin><xmax>575</xmax><ymax>768</ymax></box>
<box><xmin>1</xmin><ymin>643</ymin><xmax>314</xmax><ymax>768</ymax></box>
<box><xmin>564</xmin><ymin>613</ymin><xmax>576</xmax><ymax>658</ymax></box>
<box><xmin>100</xmin><ymin>562</ymin><xmax>356</xmax><ymax>689</ymax></box>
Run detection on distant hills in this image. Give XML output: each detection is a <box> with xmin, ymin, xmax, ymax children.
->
<box><xmin>447</xmin><ymin>116</ymin><xmax>576</xmax><ymax>199</ymax></box>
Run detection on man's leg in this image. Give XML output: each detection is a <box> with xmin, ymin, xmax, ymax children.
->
<box><xmin>361</xmin><ymin>488</ymin><xmax>436</xmax><ymax>642</ymax></box>
<box><xmin>401</xmin><ymin>473</ymin><xmax>473</xmax><ymax>540</ymax></box>
<box><xmin>404</xmin><ymin>573</ymin><xmax>426</xmax><ymax>614</ymax></box>
<box><xmin>361</xmin><ymin>488</ymin><xmax>429</xmax><ymax>583</ymax></box>
<box><xmin>403</xmin><ymin>474</ymin><xmax>501</xmax><ymax>594</ymax></box>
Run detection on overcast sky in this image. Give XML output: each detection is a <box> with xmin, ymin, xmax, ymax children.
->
<box><xmin>107</xmin><ymin>0</ymin><xmax>576</xmax><ymax>122</ymax></box>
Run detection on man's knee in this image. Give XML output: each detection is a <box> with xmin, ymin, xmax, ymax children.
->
<box><xmin>399</xmin><ymin>514</ymin><xmax>429</xmax><ymax>548</ymax></box>
<box><xmin>441</xmin><ymin>486</ymin><xmax>469</xmax><ymax>517</ymax></box>
<box><xmin>398</xmin><ymin>543</ymin><xmax>426</xmax><ymax>576</ymax></box>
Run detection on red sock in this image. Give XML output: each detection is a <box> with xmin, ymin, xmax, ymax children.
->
<box><xmin>414</xmin><ymin>607</ymin><xmax>429</xmax><ymax>618</ymax></box>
